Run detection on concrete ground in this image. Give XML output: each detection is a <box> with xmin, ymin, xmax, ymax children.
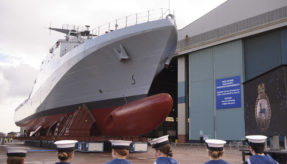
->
<box><xmin>0</xmin><ymin>142</ymin><xmax>244</xmax><ymax>164</ymax></box>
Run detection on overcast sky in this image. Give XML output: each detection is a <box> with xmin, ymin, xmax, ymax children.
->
<box><xmin>0</xmin><ymin>0</ymin><xmax>226</xmax><ymax>134</ymax></box>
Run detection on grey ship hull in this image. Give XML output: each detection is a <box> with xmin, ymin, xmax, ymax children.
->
<box><xmin>15</xmin><ymin>18</ymin><xmax>177</xmax><ymax>129</ymax></box>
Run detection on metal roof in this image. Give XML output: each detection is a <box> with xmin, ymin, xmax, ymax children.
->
<box><xmin>177</xmin><ymin>0</ymin><xmax>287</xmax><ymax>56</ymax></box>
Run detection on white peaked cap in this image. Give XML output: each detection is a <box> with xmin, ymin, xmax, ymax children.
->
<box><xmin>7</xmin><ymin>147</ymin><xmax>29</xmax><ymax>157</ymax></box>
<box><xmin>149</xmin><ymin>135</ymin><xmax>169</xmax><ymax>147</ymax></box>
<box><xmin>110</xmin><ymin>140</ymin><xmax>132</xmax><ymax>147</ymax></box>
<box><xmin>54</xmin><ymin>140</ymin><xmax>78</xmax><ymax>149</ymax></box>
<box><xmin>110</xmin><ymin>140</ymin><xmax>132</xmax><ymax>149</ymax></box>
<box><xmin>246</xmin><ymin>135</ymin><xmax>267</xmax><ymax>143</ymax></box>
<box><xmin>205</xmin><ymin>139</ymin><xmax>226</xmax><ymax>148</ymax></box>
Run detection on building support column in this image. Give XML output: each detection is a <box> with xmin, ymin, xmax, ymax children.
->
<box><xmin>284</xmin><ymin>136</ymin><xmax>287</xmax><ymax>150</ymax></box>
<box><xmin>270</xmin><ymin>136</ymin><xmax>280</xmax><ymax>150</ymax></box>
<box><xmin>177</xmin><ymin>56</ymin><xmax>187</xmax><ymax>143</ymax></box>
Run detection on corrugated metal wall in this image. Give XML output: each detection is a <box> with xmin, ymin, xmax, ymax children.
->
<box><xmin>244</xmin><ymin>30</ymin><xmax>281</xmax><ymax>80</ymax></box>
<box><xmin>244</xmin><ymin>27</ymin><xmax>287</xmax><ymax>81</ymax></box>
<box><xmin>188</xmin><ymin>40</ymin><xmax>245</xmax><ymax>140</ymax></box>
<box><xmin>189</xmin><ymin>48</ymin><xmax>214</xmax><ymax>140</ymax></box>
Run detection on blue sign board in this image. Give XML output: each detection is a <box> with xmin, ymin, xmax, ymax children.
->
<box><xmin>216</xmin><ymin>76</ymin><xmax>241</xmax><ymax>109</ymax></box>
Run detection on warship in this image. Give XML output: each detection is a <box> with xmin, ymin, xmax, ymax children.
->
<box><xmin>15</xmin><ymin>9</ymin><xmax>177</xmax><ymax>137</ymax></box>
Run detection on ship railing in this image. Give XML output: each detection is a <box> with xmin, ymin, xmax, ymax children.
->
<box><xmin>58</xmin><ymin>9</ymin><xmax>174</xmax><ymax>38</ymax></box>
<box><xmin>61</xmin><ymin>24</ymin><xmax>86</xmax><ymax>33</ymax></box>
<box><xmin>91</xmin><ymin>8</ymin><xmax>175</xmax><ymax>36</ymax></box>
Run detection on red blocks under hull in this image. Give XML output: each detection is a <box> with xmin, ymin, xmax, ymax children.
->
<box><xmin>20</xmin><ymin>93</ymin><xmax>173</xmax><ymax>137</ymax></box>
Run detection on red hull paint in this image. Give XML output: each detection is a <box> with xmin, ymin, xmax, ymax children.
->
<box><xmin>19</xmin><ymin>93</ymin><xmax>173</xmax><ymax>136</ymax></box>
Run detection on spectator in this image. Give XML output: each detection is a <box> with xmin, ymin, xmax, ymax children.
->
<box><xmin>54</xmin><ymin>140</ymin><xmax>78</xmax><ymax>164</ymax></box>
<box><xmin>105</xmin><ymin>140</ymin><xmax>132</xmax><ymax>164</ymax></box>
<box><xmin>204</xmin><ymin>139</ymin><xmax>230</xmax><ymax>164</ymax></box>
<box><xmin>149</xmin><ymin>135</ymin><xmax>179</xmax><ymax>164</ymax></box>
<box><xmin>244</xmin><ymin>135</ymin><xmax>278</xmax><ymax>164</ymax></box>
<box><xmin>6</xmin><ymin>147</ymin><xmax>28</xmax><ymax>164</ymax></box>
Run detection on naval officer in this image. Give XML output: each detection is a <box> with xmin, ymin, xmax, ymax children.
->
<box><xmin>105</xmin><ymin>140</ymin><xmax>133</xmax><ymax>164</ymax></box>
<box><xmin>149</xmin><ymin>135</ymin><xmax>179</xmax><ymax>164</ymax></box>
<box><xmin>54</xmin><ymin>140</ymin><xmax>78</xmax><ymax>164</ymax></box>
<box><xmin>244</xmin><ymin>135</ymin><xmax>278</xmax><ymax>164</ymax></box>
<box><xmin>6</xmin><ymin>147</ymin><xmax>29</xmax><ymax>164</ymax></box>
<box><xmin>204</xmin><ymin>139</ymin><xmax>230</xmax><ymax>164</ymax></box>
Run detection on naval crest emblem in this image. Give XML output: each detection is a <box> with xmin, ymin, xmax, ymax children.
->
<box><xmin>255</xmin><ymin>83</ymin><xmax>271</xmax><ymax>131</ymax></box>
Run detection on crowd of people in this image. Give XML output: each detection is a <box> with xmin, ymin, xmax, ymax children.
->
<box><xmin>5</xmin><ymin>135</ymin><xmax>279</xmax><ymax>164</ymax></box>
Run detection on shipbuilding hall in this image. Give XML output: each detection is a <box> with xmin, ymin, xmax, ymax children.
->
<box><xmin>175</xmin><ymin>0</ymin><xmax>287</xmax><ymax>144</ymax></box>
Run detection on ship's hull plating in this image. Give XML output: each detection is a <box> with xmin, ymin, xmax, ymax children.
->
<box><xmin>18</xmin><ymin>93</ymin><xmax>173</xmax><ymax>136</ymax></box>
<box><xmin>15</xmin><ymin>18</ymin><xmax>177</xmax><ymax>136</ymax></box>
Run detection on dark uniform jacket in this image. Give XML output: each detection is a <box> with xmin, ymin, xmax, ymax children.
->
<box><xmin>154</xmin><ymin>157</ymin><xmax>179</xmax><ymax>164</ymax></box>
<box><xmin>55</xmin><ymin>162</ymin><xmax>71</xmax><ymax>164</ymax></box>
<box><xmin>204</xmin><ymin>159</ymin><xmax>230</xmax><ymax>164</ymax></box>
<box><xmin>245</xmin><ymin>154</ymin><xmax>278</xmax><ymax>164</ymax></box>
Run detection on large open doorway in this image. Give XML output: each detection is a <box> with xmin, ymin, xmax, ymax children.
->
<box><xmin>144</xmin><ymin>58</ymin><xmax>178</xmax><ymax>140</ymax></box>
